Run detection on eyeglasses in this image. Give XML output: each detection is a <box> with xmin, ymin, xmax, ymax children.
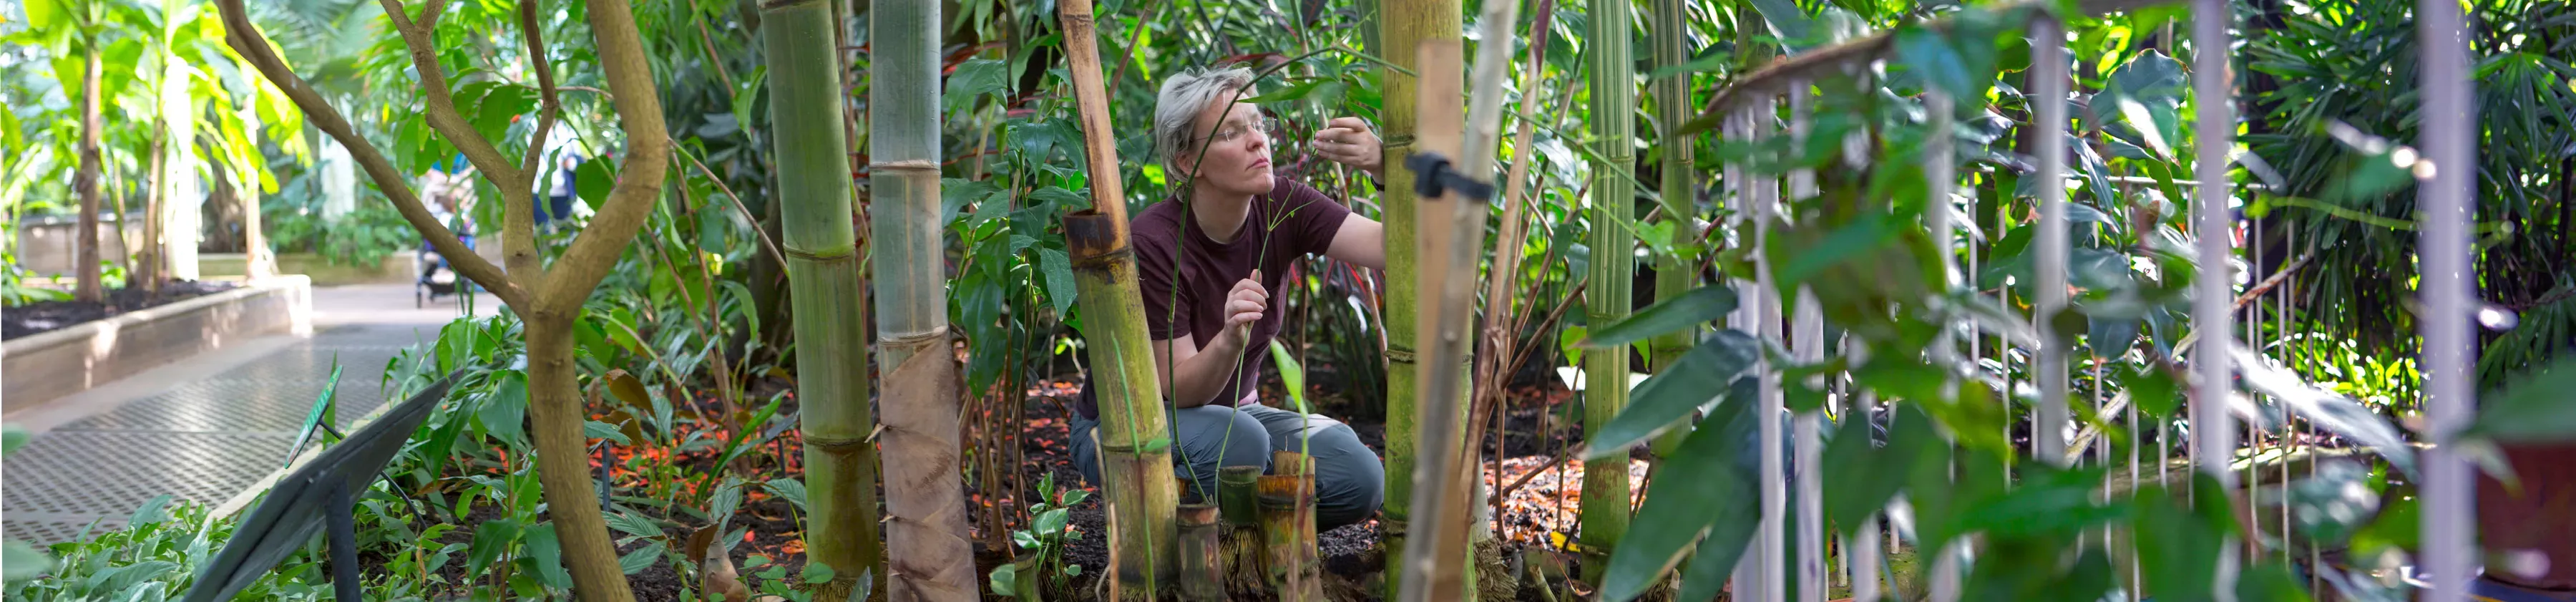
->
<box><xmin>1201</xmin><ymin>115</ymin><xmax>1274</xmax><ymax>146</ymax></box>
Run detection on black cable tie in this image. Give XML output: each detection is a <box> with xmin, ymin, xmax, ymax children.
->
<box><xmin>1403</xmin><ymin>151</ymin><xmax>1496</xmax><ymax>203</ymax></box>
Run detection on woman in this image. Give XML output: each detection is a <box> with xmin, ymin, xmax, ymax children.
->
<box><xmin>1070</xmin><ymin>66</ymin><xmax>1393</xmax><ymax>531</ymax></box>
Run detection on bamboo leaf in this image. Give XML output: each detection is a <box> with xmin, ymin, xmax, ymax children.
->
<box><xmin>1267</xmin><ymin>340</ymin><xmax>1311</xmax><ymax>413</ymax></box>
<box><xmin>1601</xmin><ymin>388</ymin><xmax>1761</xmax><ymax>602</ymax></box>
<box><xmin>1589</xmin><ymin>334</ymin><xmax>1760</xmax><ymax>458</ymax></box>
<box><xmin>1583</xmin><ymin>286</ymin><xmax>1740</xmax><ymax>347</ymax></box>
<box><xmin>1823</xmin><ymin>404</ymin><xmax>1937</xmax><ymax>535</ymax></box>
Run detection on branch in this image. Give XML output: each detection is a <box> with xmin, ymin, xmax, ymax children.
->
<box><xmin>510</xmin><ymin>0</ymin><xmax>561</xmax><ymax>278</ymax></box>
<box><xmin>376</xmin><ymin>0</ymin><xmax>527</xmax><ymax>191</ymax></box>
<box><xmin>213</xmin><ymin>0</ymin><xmax>528</xmax><ymax>307</ymax></box>
<box><xmin>537</xmin><ymin>0</ymin><xmax>672</xmax><ymax>314</ymax></box>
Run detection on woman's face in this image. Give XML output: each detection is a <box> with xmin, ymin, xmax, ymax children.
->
<box><xmin>1178</xmin><ymin>95</ymin><xmax>1275</xmax><ymax>196</ymax></box>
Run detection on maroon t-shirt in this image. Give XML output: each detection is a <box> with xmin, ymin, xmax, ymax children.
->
<box><xmin>1078</xmin><ymin>176</ymin><xmax>1354</xmax><ymax>420</ymax></box>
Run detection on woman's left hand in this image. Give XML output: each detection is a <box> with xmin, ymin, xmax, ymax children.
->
<box><xmin>1311</xmin><ymin>117</ymin><xmax>1382</xmax><ymax>178</ymax></box>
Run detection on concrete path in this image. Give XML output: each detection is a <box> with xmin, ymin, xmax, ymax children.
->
<box><xmin>3</xmin><ymin>283</ymin><xmax>497</xmax><ymax>545</ymax></box>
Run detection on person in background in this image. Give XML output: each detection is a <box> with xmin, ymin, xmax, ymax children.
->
<box><xmin>1068</xmin><ymin>66</ymin><xmax>1391</xmax><ymax>531</ymax></box>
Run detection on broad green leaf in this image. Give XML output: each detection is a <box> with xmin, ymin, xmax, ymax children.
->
<box><xmin>619</xmin><ymin>540</ymin><xmax>665</xmax><ymax>575</ymax></box>
<box><xmin>2134</xmin><ymin>475</ymin><xmax>2233</xmax><ymax>602</ymax></box>
<box><xmin>943</xmin><ymin>59</ymin><xmax>1008</xmax><ymax>113</ymax></box>
<box><xmin>1745</xmin><ymin>0</ymin><xmax>1815</xmax><ymax>51</ymax></box>
<box><xmin>466</xmin><ymin>519</ymin><xmax>523</xmax><ymax>577</ymax></box>
<box><xmin>1823</xmin><ymin>404</ymin><xmax>1937</xmax><ymax>535</ymax></box>
<box><xmin>1775</xmin><ymin>211</ymin><xmax>1896</xmax><ymax>290</ymax></box>
<box><xmin>129</xmin><ymin>495</ymin><xmax>175</xmax><ymax>526</ymax></box>
<box><xmin>2119</xmin><ymin>363</ymin><xmax>2182</xmax><ymax>417</ymax></box>
<box><xmin>1953</xmin><ymin>465</ymin><xmax>2128</xmax><ymax>538</ymax></box>
<box><xmin>583</xmin><ymin>420</ymin><xmax>632</xmax><ymax>445</ymax></box>
<box><xmin>2</xmin><ymin>540</ymin><xmax>49</xmax><ymax>581</ymax></box>
<box><xmin>940</xmin><ymin>178</ymin><xmax>1002</xmax><ymax>226</ymax></box>
<box><xmin>804</xmin><ymin>561</ymin><xmax>836</xmax><ymax>584</ymax></box>
<box><xmin>2281</xmin><ymin>460</ymin><xmax>2377</xmax><ymax>548</ymax></box>
<box><xmin>2459</xmin><ymin>355</ymin><xmax>2576</xmax><ymax>443</ymax></box>
<box><xmin>479</xmin><ymin>372</ymin><xmax>530</xmax><ymax>447</ymax></box>
<box><xmin>1584</xmin><ymin>286</ymin><xmax>1739</xmax><ymax>347</ymax></box>
<box><xmin>2087</xmin><ymin>315</ymin><xmax>2139</xmax><ymax>359</ymax></box>
<box><xmin>1587</xmin><ymin>332</ymin><xmax>1760</xmax><ymax>457</ymax></box>
<box><xmin>1038</xmin><ymin>248</ymin><xmax>1078</xmax><ymax>317</ymax></box>
<box><xmin>1896</xmin><ymin>24</ymin><xmax>1979</xmax><ymax>102</ymax></box>
<box><xmin>1035</xmin><ymin>508</ymin><xmax>1070</xmax><ymax>535</ymax></box>
<box><xmin>2236</xmin><ymin>562</ymin><xmax>2315</xmax><ymax>602</ymax></box>
<box><xmin>987</xmin><ymin>563</ymin><xmax>1019</xmax><ymax>596</ymax></box>
<box><xmin>2230</xmin><ymin>346</ymin><xmax>2418</xmax><ymax>477</ymax></box>
<box><xmin>525</xmin><ymin>523</ymin><xmax>572</xmax><ymax>590</ymax></box>
<box><xmin>1599</xmin><ymin>383</ymin><xmax>1762</xmax><ymax>602</ymax></box>
<box><xmin>605</xmin><ymin>512</ymin><xmax>662</xmax><ymax>539</ymax></box>
<box><xmin>575</xmin><ymin>157</ymin><xmax>614</xmax><ymax>213</ymax></box>
<box><xmin>764</xmin><ymin>478</ymin><xmax>811</xmax><ymax>515</ymax></box>
<box><xmin>6</xmin><ymin>425</ymin><xmax>34</xmax><ymax>457</ymax></box>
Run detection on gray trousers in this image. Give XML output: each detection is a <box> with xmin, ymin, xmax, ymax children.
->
<box><xmin>1070</xmin><ymin>403</ymin><xmax>1385</xmax><ymax>531</ymax></box>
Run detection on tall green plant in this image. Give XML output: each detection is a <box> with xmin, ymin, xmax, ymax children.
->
<box><xmin>1644</xmin><ymin>0</ymin><xmax>1697</xmax><ymax>463</ymax></box>
<box><xmin>1579</xmin><ymin>0</ymin><xmax>1638</xmax><ymax>580</ymax></box>
<box><xmin>762</xmin><ymin>0</ymin><xmax>883</xmax><ymax>597</ymax></box>
<box><xmin>868</xmin><ymin>0</ymin><xmax>976</xmax><ymax>596</ymax></box>
<box><xmin>1374</xmin><ymin>0</ymin><xmax>1460</xmax><ymax>587</ymax></box>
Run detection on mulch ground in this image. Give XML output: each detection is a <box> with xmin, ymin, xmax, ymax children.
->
<box><xmin>1</xmin><ymin>280</ymin><xmax>238</xmax><ymax>340</ymax></box>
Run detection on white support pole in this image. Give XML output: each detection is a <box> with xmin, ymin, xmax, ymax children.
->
<box><xmin>2189</xmin><ymin>1</ymin><xmax>2242</xmax><ymax>599</ymax></box>
<box><xmin>2032</xmin><ymin>16</ymin><xmax>2072</xmax><ymax>467</ymax></box>
<box><xmin>1727</xmin><ymin>105</ymin><xmax>1764</xmax><ymax>598</ymax></box>
<box><xmin>2415</xmin><ymin>0</ymin><xmax>2477</xmax><ymax>598</ymax></box>
<box><xmin>1752</xmin><ymin>90</ymin><xmax>1789</xmax><ymax>602</ymax></box>
<box><xmin>1924</xmin><ymin>86</ymin><xmax>1964</xmax><ymax>602</ymax></box>
<box><xmin>1789</xmin><ymin>85</ymin><xmax>1828</xmax><ymax>602</ymax></box>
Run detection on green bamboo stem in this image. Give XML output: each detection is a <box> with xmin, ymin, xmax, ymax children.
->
<box><xmin>867</xmin><ymin>0</ymin><xmax>974</xmax><ymax>597</ymax></box>
<box><xmin>1645</xmin><ymin>0</ymin><xmax>1698</xmax><ymax>461</ymax></box>
<box><xmin>1058</xmin><ymin>0</ymin><xmax>1179</xmax><ymax>592</ymax></box>
<box><xmin>1375</xmin><ymin>0</ymin><xmax>1460</xmax><ymax>587</ymax></box>
<box><xmin>765</xmin><ymin>1</ymin><xmax>882</xmax><ymax>598</ymax></box>
<box><xmin>1581</xmin><ymin>0</ymin><xmax>1639</xmax><ymax>581</ymax></box>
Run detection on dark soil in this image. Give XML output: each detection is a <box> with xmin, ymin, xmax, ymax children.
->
<box><xmin>1</xmin><ymin>280</ymin><xmax>238</xmax><ymax>340</ymax></box>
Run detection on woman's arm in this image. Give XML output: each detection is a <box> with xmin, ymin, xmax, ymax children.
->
<box><xmin>1323</xmin><ymin>216</ymin><xmax>1385</xmax><ymax>271</ymax></box>
<box><xmin>1152</xmin><ymin>273</ymin><xmax>1272</xmax><ymax>407</ymax></box>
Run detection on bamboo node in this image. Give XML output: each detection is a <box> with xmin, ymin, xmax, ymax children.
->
<box><xmin>1385</xmin><ymin>346</ymin><xmax>1418</xmax><ymax>364</ymax></box>
<box><xmin>869</xmin><ymin>159</ymin><xmax>940</xmax><ymax>172</ymax></box>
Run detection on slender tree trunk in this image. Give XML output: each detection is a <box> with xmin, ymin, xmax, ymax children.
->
<box><xmin>868</xmin><ymin>1</ymin><xmax>974</xmax><ymax>598</ymax></box>
<box><xmin>141</xmin><ymin>128</ymin><xmax>165</xmax><ymax>294</ymax></box>
<box><xmin>74</xmin><ymin>35</ymin><xmax>104</xmax><ymax>302</ymax></box>
<box><xmin>523</xmin><ymin>316</ymin><xmax>635</xmax><ymax>601</ymax></box>
<box><xmin>1645</xmin><ymin>0</ymin><xmax>1696</xmax><ymax>460</ymax></box>
<box><xmin>1581</xmin><ymin>0</ymin><xmax>1638</xmax><ymax>581</ymax></box>
<box><xmin>1059</xmin><ymin>0</ymin><xmax>1179</xmax><ymax>591</ymax></box>
<box><xmin>1376</xmin><ymin>0</ymin><xmax>1460</xmax><ymax>586</ymax></box>
<box><xmin>766</xmin><ymin>1</ymin><xmax>885</xmax><ymax>598</ymax></box>
<box><xmin>240</xmin><ymin>168</ymin><xmax>272</xmax><ymax>278</ymax></box>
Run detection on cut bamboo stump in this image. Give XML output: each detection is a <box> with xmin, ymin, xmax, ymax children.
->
<box><xmin>1176</xmin><ymin>505</ymin><xmax>1224</xmax><ymax>601</ymax></box>
<box><xmin>1260</xmin><ymin>452</ymin><xmax>1325</xmax><ymax>601</ymax></box>
<box><xmin>1219</xmin><ymin>465</ymin><xmax>1267</xmax><ymax>597</ymax></box>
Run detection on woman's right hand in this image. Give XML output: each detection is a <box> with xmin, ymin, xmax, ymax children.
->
<box><xmin>1222</xmin><ymin>269</ymin><xmax>1269</xmax><ymax>344</ymax></box>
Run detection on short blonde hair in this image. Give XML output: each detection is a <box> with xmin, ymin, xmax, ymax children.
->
<box><xmin>1152</xmin><ymin>67</ymin><xmax>1258</xmax><ymax>170</ymax></box>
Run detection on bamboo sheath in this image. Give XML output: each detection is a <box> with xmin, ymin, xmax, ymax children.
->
<box><xmin>1175</xmin><ymin>505</ymin><xmax>1224</xmax><ymax>601</ymax></box>
<box><xmin>765</xmin><ymin>0</ymin><xmax>882</xmax><ymax>597</ymax></box>
<box><xmin>1055</xmin><ymin>0</ymin><xmax>1179</xmax><ymax>591</ymax></box>
<box><xmin>1259</xmin><ymin>452</ymin><xmax>1324</xmax><ymax>601</ymax></box>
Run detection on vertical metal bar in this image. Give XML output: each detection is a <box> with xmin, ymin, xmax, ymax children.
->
<box><xmin>2032</xmin><ymin>16</ymin><xmax>2072</xmax><ymax>467</ymax></box>
<box><xmin>1790</xmin><ymin>85</ymin><xmax>1827</xmax><ymax>602</ymax></box>
<box><xmin>1727</xmin><ymin>105</ymin><xmax>1764</xmax><ymax>598</ymax></box>
<box><xmin>2416</xmin><ymin>0</ymin><xmax>2477</xmax><ymax>598</ymax></box>
<box><xmin>1753</xmin><ymin>91</ymin><xmax>1788</xmax><ymax>602</ymax></box>
<box><xmin>1925</xmin><ymin>87</ymin><xmax>1963</xmax><ymax>602</ymax></box>
<box><xmin>2190</xmin><ymin>1</ymin><xmax>2243</xmax><ymax>598</ymax></box>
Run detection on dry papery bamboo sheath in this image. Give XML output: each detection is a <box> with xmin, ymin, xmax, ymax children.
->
<box><xmin>1055</xmin><ymin>0</ymin><xmax>1179</xmax><ymax>592</ymax></box>
<box><xmin>1260</xmin><ymin>452</ymin><xmax>1324</xmax><ymax>601</ymax></box>
<box><xmin>763</xmin><ymin>0</ymin><xmax>882</xmax><ymax>596</ymax></box>
<box><xmin>1176</xmin><ymin>505</ymin><xmax>1225</xmax><ymax>601</ymax></box>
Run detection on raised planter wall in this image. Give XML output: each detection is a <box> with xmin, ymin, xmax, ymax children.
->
<box><xmin>1</xmin><ymin>276</ymin><xmax>313</xmax><ymax>414</ymax></box>
<box><xmin>12</xmin><ymin>213</ymin><xmax>147</xmax><ymax>276</ymax></box>
<box><xmin>199</xmin><ymin>252</ymin><xmax>417</xmax><ymax>286</ymax></box>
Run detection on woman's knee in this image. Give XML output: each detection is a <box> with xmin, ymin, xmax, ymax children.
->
<box><xmin>1173</xmin><ymin>405</ymin><xmax>1272</xmax><ymax>470</ymax></box>
<box><xmin>1304</xmin><ymin>424</ymin><xmax>1386</xmax><ymax>530</ymax></box>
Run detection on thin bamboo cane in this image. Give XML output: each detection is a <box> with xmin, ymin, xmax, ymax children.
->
<box><xmin>1645</xmin><ymin>0</ymin><xmax>1699</xmax><ymax>462</ymax></box>
<box><xmin>1057</xmin><ymin>0</ymin><xmax>1179</xmax><ymax>592</ymax></box>
<box><xmin>2187</xmin><ymin>1</ymin><xmax>2244</xmax><ymax>598</ymax></box>
<box><xmin>2414</xmin><ymin>0</ymin><xmax>2478</xmax><ymax>598</ymax></box>
<box><xmin>765</xmin><ymin>0</ymin><xmax>883</xmax><ymax>597</ymax></box>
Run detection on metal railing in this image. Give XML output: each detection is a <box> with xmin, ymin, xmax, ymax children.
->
<box><xmin>1702</xmin><ymin>0</ymin><xmax>2482</xmax><ymax>599</ymax></box>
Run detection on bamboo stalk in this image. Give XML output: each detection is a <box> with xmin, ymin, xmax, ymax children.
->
<box><xmin>1176</xmin><ymin>505</ymin><xmax>1224</xmax><ymax>601</ymax></box>
<box><xmin>1219</xmin><ymin>466</ymin><xmax>1264</xmax><ymax>596</ymax></box>
<box><xmin>1581</xmin><ymin>0</ymin><xmax>1639</xmax><ymax>580</ymax></box>
<box><xmin>1057</xmin><ymin>0</ymin><xmax>1179</xmax><ymax>592</ymax></box>
<box><xmin>1644</xmin><ymin>0</ymin><xmax>1698</xmax><ymax>463</ymax></box>
<box><xmin>765</xmin><ymin>0</ymin><xmax>883</xmax><ymax>597</ymax></box>
<box><xmin>1259</xmin><ymin>453</ymin><xmax>1324</xmax><ymax>601</ymax></box>
<box><xmin>867</xmin><ymin>0</ymin><xmax>973</xmax><ymax>598</ymax></box>
<box><xmin>1375</xmin><ymin>0</ymin><xmax>1461</xmax><ymax>583</ymax></box>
